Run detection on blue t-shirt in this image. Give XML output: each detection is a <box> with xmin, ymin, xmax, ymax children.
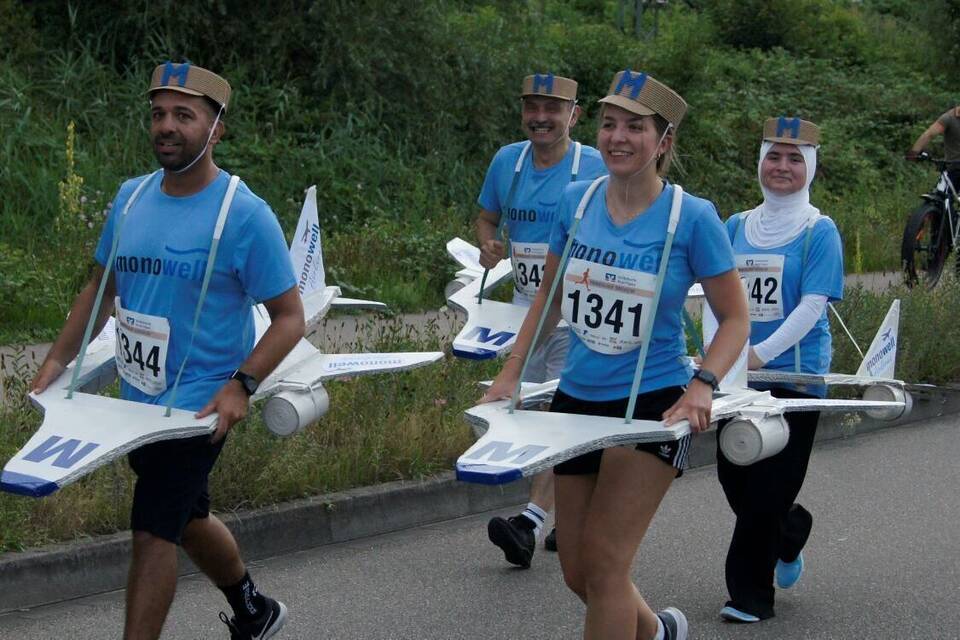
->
<box><xmin>94</xmin><ymin>170</ymin><xmax>296</xmax><ymax>411</ymax></box>
<box><xmin>478</xmin><ymin>141</ymin><xmax>606</xmax><ymax>305</ymax></box>
<box><xmin>727</xmin><ymin>213</ymin><xmax>844</xmax><ymax>397</ymax></box>
<box><xmin>549</xmin><ymin>180</ymin><xmax>736</xmax><ymax>401</ymax></box>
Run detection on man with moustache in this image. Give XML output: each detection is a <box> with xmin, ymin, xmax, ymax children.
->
<box><xmin>31</xmin><ymin>62</ymin><xmax>302</xmax><ymax>639</ymax></box>
<box><xmin>475</xmin><ymin>73</ymin><xmax>606</xmax><ymax>567</ymax></box>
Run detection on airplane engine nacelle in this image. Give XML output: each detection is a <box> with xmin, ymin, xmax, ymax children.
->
<box><xmin>719</xmin><ymin>414</ymin><xmax>790</xmax><ymax>466</ymax></box>
<box><xmin>263</xmin><ymin>385</ymin><xmax>330</xmax><ymax>437</ymax></box>
<box><xmin>862</xmin><ymin>384</ymin><xmax>912</xmax><ymax>421</ymax></box>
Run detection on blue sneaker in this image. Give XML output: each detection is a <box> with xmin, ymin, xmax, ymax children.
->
<box><xmin>719</xmin><ymin>606</ymin><xmax>760</xmax><ymax>623</ymax></box>
<box><xmin>776</xmin><ymin>551</ymin><xmax>804</xmax><ymax>589</ymax></box>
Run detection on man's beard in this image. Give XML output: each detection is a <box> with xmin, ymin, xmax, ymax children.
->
<box><xmin>153</xmin><ymin>135</ymin><xmax>205</xmax><ymax>172</ymax></box>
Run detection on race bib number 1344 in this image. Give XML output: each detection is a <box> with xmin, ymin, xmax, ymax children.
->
<box><xmin>114</xmin><ymin>297</ymin><xmax>169</xmax><ymax>396</ymax></box>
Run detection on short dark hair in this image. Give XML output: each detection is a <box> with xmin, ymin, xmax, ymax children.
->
<box><xmin>203</xmin><ymin>96</ymin><xmax>226</xmax><ymax>120</ymax></box>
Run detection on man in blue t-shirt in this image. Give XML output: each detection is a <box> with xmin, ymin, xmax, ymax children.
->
<box><xmin>475</xmin><ymin>73</ymin><xmax>606</xmax><ymax>567</ymax></box>
<box><xmin>31</xmin><ymin>62</ymin><xmax>303</xmax><ymax>640</ymax></box>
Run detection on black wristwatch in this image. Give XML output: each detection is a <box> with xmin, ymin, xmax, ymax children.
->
<box><xmin>231</xmin><ymin>369</ymin><xmax>259</xmax><ymax>397</ymax></box>
<box><xmin>691</xmin><ymin>368</ymin><xmax>719</xmax><ymax>391</ymax></box>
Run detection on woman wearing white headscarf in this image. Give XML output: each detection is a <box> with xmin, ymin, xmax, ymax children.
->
<box><xmin>716</xmin><ymin>117</ymin><xmax>844</xmax><ymax>623</ymax></box>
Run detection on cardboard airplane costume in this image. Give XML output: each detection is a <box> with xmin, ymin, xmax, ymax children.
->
<box><xmin>2</xmin><ymin>186</ymin><xmax>443</xmax><ymax>497</ymax></box>
<box><xmin>454</xmin><ymin>181</ymin><xmax>909</xmax><ymax>485</ymax></box>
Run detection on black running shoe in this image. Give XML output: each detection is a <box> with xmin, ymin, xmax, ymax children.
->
<box><xmin>544</xmin><ymin>527</ymin><xmax>557</xmax><ymax>552</ymax></box>
<box><xmin>219</xmin><ymin>596</ymin><xmax>288</xmax><ymax>639</ymax></box>
<box><xmin>657</xmin><ymin>607</ymin><xmax>688</xmax><ymax>640</ymax></box>
<box><xmin>487</xmin><ymin>515</ymin><xmax>536</xmax><ymax>568</ymax></box>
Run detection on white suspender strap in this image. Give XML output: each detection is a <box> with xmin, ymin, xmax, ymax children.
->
<box><xmin>510</xmin><ymin>175</ymin><xmax>607</xmax><ymax>410</ymax></box>
<box><xmin>624</xmin><ymin>185</ymin><xmax>683</xmax><ymax>423</ymax></box>
<box><xmin>66</xmin><ymin>170</ymin><xmax>162</xmax><ymax>398</ymax></box>
<box><xmin>164</xmin><ymin>175</ymin><xmax>241</xmax><ymax>415</ymax></box>
<box><xmin>571</xmin><ymin>141</ymin><xmax>582</xmax><ymax>180</ymax></box>
<box><xmin>477</xmin><ymin>142</ymin><xmax>532</xmax><ymax>304</ymax></box>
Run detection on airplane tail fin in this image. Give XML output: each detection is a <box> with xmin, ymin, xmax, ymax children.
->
<box><xmin>289</xmin><ymin>185</ymin><xmax>325</xmax><ymax>296</ymax></box>
<box><xmin>447</xmin><ymin>237</ymin><xmax>483</xmax><ymax>274</ymax></box>
<box><xmin>855</xmin><ymin>299</ymin><xmax>900</xmax><ymax>379</ymax></box>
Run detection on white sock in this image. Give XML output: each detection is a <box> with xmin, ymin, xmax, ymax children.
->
<box><xmin>652</xmin><ymin>616</ymin><xmax>665</xmax><ymax>640</ymax></box>
<box><xmin>520</xmin><ymin>502</ymin><xmax>547</xmax><ymax>538</ymax></box>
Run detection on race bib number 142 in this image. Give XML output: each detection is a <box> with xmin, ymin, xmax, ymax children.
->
<box><xmin>738</xmin><ymin>254</ymin><xmax>785</xmax><ymax>321</ymax></box>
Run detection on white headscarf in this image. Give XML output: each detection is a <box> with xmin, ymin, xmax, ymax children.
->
<box><xmin>743</xmin><ymin>141</ymin><xmax>821</xmax><ymax>249</ymax></box>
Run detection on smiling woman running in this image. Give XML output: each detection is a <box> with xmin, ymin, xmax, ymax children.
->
<box><xmin>482</xmin><ymin>70</ymin><xmax>749</xmax><ymax>640</ymax></box>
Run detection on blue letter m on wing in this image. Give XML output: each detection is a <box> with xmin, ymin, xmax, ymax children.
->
<box><xmin>23</xmin><ymin>436</ymin><xmax>100</xmax><ymax>469</ymax></box>
<box><xmin>466</xmin><ymin>440</ymin><xmax>549</xmax><ymax>465</ymax></box>
<box><xmin>465</xmin><ymin>326</ymin><xmax>515</xmax><ymax>346</ymax></box>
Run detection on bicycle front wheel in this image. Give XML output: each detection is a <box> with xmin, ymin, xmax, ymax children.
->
<box><xmin>902</xmin><ymin>202</ymin><xmax>949</xmax><ymax>288</ymax></box>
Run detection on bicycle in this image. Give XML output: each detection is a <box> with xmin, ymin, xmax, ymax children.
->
<box><xmin>901</xmin><ymin>153</ymin><xmax>960</xmax><ymax>287</ymax></box>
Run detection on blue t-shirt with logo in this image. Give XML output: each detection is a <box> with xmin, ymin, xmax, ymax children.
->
<box><xmin>478</xmin><ymin>141</ymin><xmax>606</xmax><ymax>304</ymax></box>
<box><xmin>727</xmin><ymin>213</ymin><xmax>844</xmax><ymax>397</ymax></box>
<box><xmin>549</xmin><ymin>180</ymin><xmax>735</xmax><ymax>401</ymax></box>
<box><xmin>94</xmin><ymin>170</ymin><xmax>296</xmax><ymax>411</ymax></box>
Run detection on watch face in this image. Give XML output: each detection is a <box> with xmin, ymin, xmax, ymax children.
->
<box><xmin>233</xmin><ymin>371</ymin><xmax>258</xmax><ymax>395</ymax></box>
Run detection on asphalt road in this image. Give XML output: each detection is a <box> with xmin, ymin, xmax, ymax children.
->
<box><xmin>1</xmin><ymin>415</ymin><xmax>957</xmax><ymax>640</ymax></box>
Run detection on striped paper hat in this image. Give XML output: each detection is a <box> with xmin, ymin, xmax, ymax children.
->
<box><xmin>763</xmin><ymin>117</ymin><xmax>820</xmax><ymax>146</ymax></box>
<box><xmin>598</xmin><ymin>69</ymin><xmax>687</xmax><ymax>127</ymax></box>
<box><xmin>521</xmin><ymin>73</ymin><xmax>578</xmax><ymax>101</ymax></box>
<box><xmin>149</xmin><ymin>62</ymin><xmax>232</xmax><ymax>110</ymax></box>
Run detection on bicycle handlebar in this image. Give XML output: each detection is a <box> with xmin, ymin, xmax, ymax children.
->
<box><xmin>914</xmin><ymin>152</ymin><xmax>960</xmax><ymax>171</ymax></box>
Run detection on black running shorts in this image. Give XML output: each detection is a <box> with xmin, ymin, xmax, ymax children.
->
<box><xmin>128</xmin><ymin>434</ymin><xmax>226</xmax><ymax>544</ymax></box>
<box><xmin>551</xmin><ymin>386</ymin><xmax>690</xmax><ymax>477</ymax></box>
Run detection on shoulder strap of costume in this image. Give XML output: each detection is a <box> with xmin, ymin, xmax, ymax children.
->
<box><xmin>66</xmin><ymin>170</ymin><xmax>161</xmax><ymax>398</ymax></box>
<box><xmin>164</xmin><ymin>174</ymin><xmax>241</xmax><ymax>415</ymax></box>
<box><xmin>570</xmin><ymin>142</ymin><xmax>582</xmax><ymax>181</ymax></box>
<box><xmin>624</xmin><ymin>184</ymin><xmax>683</xmax><ymax>422</ymax></box>
<box><xmin>477</xmin><ymin>142</ymin><xmax>533</xmax><ymax>304</ymax></box>
<box><xmin>793</xmin><ymin>215</ymin><xmax>821</xmax><ymax>373</ymax></box>
<box><xmin>510</xmin><ymin>175</ymin><xmax>607</xmax><ymax>410</ymax></box>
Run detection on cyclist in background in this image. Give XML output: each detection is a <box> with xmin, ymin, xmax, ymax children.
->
<box><xmin>906</xmin><ymin>105</ymin><xmax>960</xmax><ymax>187</ymax></box>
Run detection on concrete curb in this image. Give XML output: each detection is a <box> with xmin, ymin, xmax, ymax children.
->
<box><xmin>1</xmin><ymin>386</ymin><xmax>958</xmax><ymax>614</ymax></box>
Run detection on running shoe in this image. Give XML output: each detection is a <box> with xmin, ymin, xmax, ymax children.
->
<box><xmin>657</xmin><ymin>607</ymin><xmax>688</xmax><ymax>640</ymax></box>
<box><xmin>776</xmin><ymin>551</ymin><xmax>804</xmax><ymax>589</ymax></box>
<box><xmin>219</xmin><ymin>596</ymin><xmax>287</xmax><ymax>639</ymax></box>
<box><xmin>487</xmin><ymin>515</ymin><xmax>536</xmax><ymax>568</ymax></box>
<box><xmin>543</xmin><ymin>527</ymin><xmax>557</xmax><ymax>552</ymax></box>
<box><xmin>719</xmin><ymin>605</ymin><xmax>760</xmax><ymax>623</ymax></box>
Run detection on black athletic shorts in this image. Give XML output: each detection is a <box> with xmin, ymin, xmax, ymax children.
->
<box><xmin>128</xmin><ymin>434</ymin><xmax>226</xmax><ymax>545</ymax></box>
<box><xmin>551</xmin><ymin>386</ymin><xmax>690</xmax><ymax>477</ymax></box>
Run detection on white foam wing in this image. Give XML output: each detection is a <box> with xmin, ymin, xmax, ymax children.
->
<box><xmin>1</xmin><ymin>387</ymin><xmax>216</xmax><ymax>497</ymax></box>
<box><xmin>447</xmin><ymin>258</ymin><xmax>522</xmax><ymax>360</ymax></box>
<box><xmin>268</xmin><ymin>351</ymin><xmax>444</xmax><ymax>392</ymax></box>
<box><xmin>457</xmin><ymin>400</ymin><xmax>688</xmax><ymax>484</ymax></box>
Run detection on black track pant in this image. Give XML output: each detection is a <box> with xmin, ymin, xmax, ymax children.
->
<box><xmin>716</xmin><ymin>387</ymin><xmax>819</xmax><ymax>619</ymax></box>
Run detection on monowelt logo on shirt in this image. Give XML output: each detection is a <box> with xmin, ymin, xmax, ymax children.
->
<box><xmin>113</xmin><ymin>246</ymin><xmax>208</xmax><ymax>281</ymax></box>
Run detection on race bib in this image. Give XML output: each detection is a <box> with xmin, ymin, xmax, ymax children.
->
<box><xmin>560</xmin><ymin>258</ymin><xmax>656</xmax><ymax>354</ymax></box>
<box><xmin>738</xmin><ymin>254</ymin><xmax>784</xmax><ymax>321</ymax></box>
<box><xmin>511</xmin><ymin>241</ymin><xmax>548</xmax><ymax>300</ymax></box>
<box><xmin>114</xmin><ymin>297</ymin><xmax>169</xmax><ymax>396</ymax></box>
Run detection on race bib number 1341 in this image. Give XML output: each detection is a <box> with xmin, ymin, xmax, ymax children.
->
<box><xmin>560</xmin><ymin>258</ymin><xmax>656</xmax><ymax>354</ymax></box>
